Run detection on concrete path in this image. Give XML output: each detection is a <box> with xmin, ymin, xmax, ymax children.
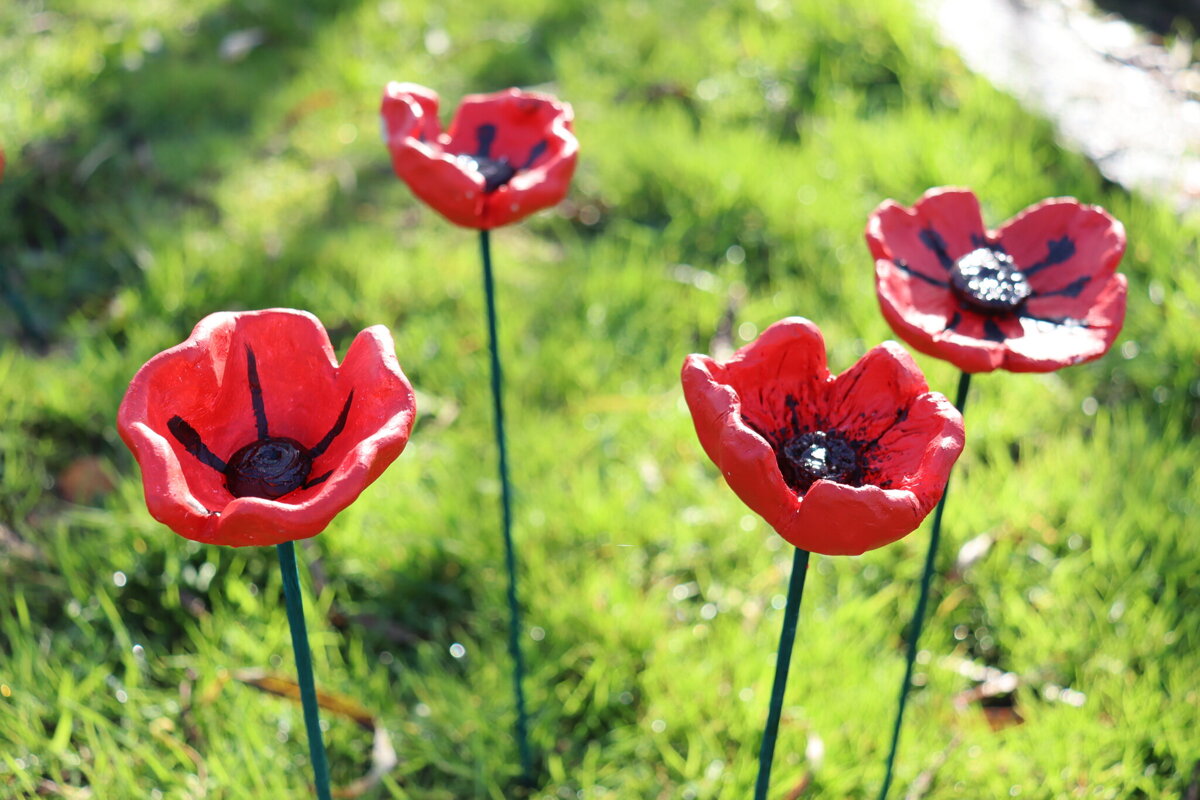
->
<box><xmin>920</xmin><ymin>0</ymin><xmax>1200</xmax><ymax>214</ymax></box>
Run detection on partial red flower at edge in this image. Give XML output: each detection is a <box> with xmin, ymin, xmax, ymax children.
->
<box><xmin>681</xmin><ymin>318</ymin><xmax>965</xmax><ymax>556</ymax></box>
<box><xmin>118</xmin><ymin>309</ymin><xmax>417</xmax><ymax>547</ymax></box>
<box><xmin>381</xmin><ymin>82</ymin><xmax>578</xmax><ymax>229</ymax></box>
<box><xmin>867</xmin><ymin>187</ymin><xmax>1127</xmax><ymax>374</ymax></box>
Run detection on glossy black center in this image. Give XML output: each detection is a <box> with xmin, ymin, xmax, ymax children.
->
<box><xmin>777</xmin><ymin>430</ymin><xmax>860</xmax><ymax>495</ymax></box>
<box><xmin>950</xmin><ymin>247</ymin><xmax>1032</xmax><ymax>313</ymax></box>
<box><xmin>224</xmin><ymin>437</ymin><xmax>313</xmax><ymax>499</ymax></box>
<box><xmin>458</xmin><ymin>154</ymin><xmax>517</xmax><ymax>193</ymax></box>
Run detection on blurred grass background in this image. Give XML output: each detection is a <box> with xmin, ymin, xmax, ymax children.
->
<box><xmin>1</xmin><ymin>0</ymin><xmax>1198</xmax><ymax>797</ymax></box>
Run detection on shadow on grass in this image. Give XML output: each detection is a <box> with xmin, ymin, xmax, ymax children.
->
<box><xmin>327</xmin><ymin>544</ymin><xmax>480</xmax><ymax>655</ymax></box>
<box><xmin>0</xmin><ymin>0</ymin><xmax>364</xmax><ymax>345</ymax></box>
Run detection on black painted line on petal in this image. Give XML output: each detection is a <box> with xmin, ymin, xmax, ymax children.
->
<box><xmin>1034</xmin><ymin>275</ymin><xmax>1091</xmax><ymax>299</ymax></box>
<box><xmin>918</xmin><ymin>228</ymin><xmax>954</xmax><ymax>271</ymax></box>
<box><xmin>982</xmin><ymin>319</ymin><xmax>1007</xmax><ymax>342</ymax></box>
<box><xmin>245</xmin><ymin>346</ymin><xmax>269</xmax><ymax>440</ymax></box>
<box><xmin>894</xmin><ymin>259</ymin><xmax>950</xmax><ymax>288</ymax></box>
<box><xmin>303</xmin><ymin>470</ymin><xmax>334</xmax><ymax>490</ymax></box>
<box><xmin>521</xmin><ymin>140</ymin><xmax>548</xmax><ymax>170</ymax></box>
<box><xmin>1023</xmin><ymin>236</ymin><xmax>1076</xmax><ymax>276</ymax></box>
<box><xmin>476</xmin><ymin>124</ymin><xmax>498</xmax><ymax>158</ymax></box>
<box><xmin>969</xmin><ymin>233</ymin><xmax>1005</xmax><ymax>253</ymax></box>
<box><xmin>309</xmin><ymin>390</ymin><xmax>354</xmax><ymax>459</ymax></box>
<box><xmin>167</xmin><ymin>416</ymin><xmax>228</xmax><ymax>473</ymax></box>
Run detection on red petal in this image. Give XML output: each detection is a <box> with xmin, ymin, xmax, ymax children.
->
<box><xmin>682</xmin><ymin>353</ymin><xmax>803</xmax><ymax>537</ymax></box>
<box><xmin>866</xmin><ymin>188</ymin><xmax>986</xmax><ymax>280</ymax></box>
<box><xmin>445</xmin><ymin>89</ymin><xmax>573</xmax><ymax>168</ymax></box>
<box><xmin>864</xmin><ymin>391</ymin><xmax>965</xmax><ymax>506</ymax></box>
<box><xmin>781</xmin><ymin>481</ymin><xmax>925</xmax><ymax>556</ymax></box>
<box><xmin>447</xmin><ymin>89</ymin><xmax>578</xmax><ymax>230</ymax></box>
<box><xmin>874</xmin><ymin>256</ymin><xmax>956</xmax><ymax>328</ymax></box>
<box><xmin>387</xmin><ymin>139</ymin><xmax>487</xmax><ymax>228</ymax></box>
<box><xmin>911</xmin><ymin>188</ymin><xmax>988</xmax><ymax>257</ymax></box>
<box><xmin>823</xmin><ymin>342</ymin><xmax>929</xmax><ymax>443</ymax></box>
<box><xmin>1002</xmin><ymin>274</ymin><xmax>1127</xmax><ymax>372</ymax></box>
<box><xmin>481</xmin><ymin>138</ymin><xmax>578</xmax><ymax>229</ymax></box>
<box><xmin>996</xmin><ymin>198</ymin><xmax>1126</xmax><ymax>297</ymax></box>
<box><xmin>719</xmin><ymin>318</ymin><xmax>830</xmax><ymax>436</ymax></box>
<box><xmin>1022</xmin><ymin>259</ymin><xmax>1128</xmax><ymax>324</ymax></box>
<box><xmin>381</xmin><ymin>82</ymin><xmax>442</xmax><ymax>145</ymax></box>
<box><xmin>381</xmin><ymin>83</ymin><xmax>488</xmax><ymax>227</ymax></box>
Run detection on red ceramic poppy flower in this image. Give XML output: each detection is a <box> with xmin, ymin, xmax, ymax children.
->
<box><xmin>866</xmin><ymin>187</ymin><xmax>1127</xmax><ymax>374</ymax></box>
<box><xmin>118</xmin><ymin>309</ymin><xmax>417</xmax><ymax>547</ymax></box>
<box><xmin>381</xmin><ymin>82</ymin><xmax>578</xmax><ymax>229</ymax></box>
<box><xmin>681</xmin><ymin>318</ymin><xmax>965</xmax><ymax>556</ymax></box>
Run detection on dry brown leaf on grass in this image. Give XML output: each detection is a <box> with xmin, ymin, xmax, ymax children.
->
<box><xmin>56</xmin><ymin>457</ymin><xmax>116</xmax><ymax>505</ymax></box>
<box><xmin>235</xmin><ymin>669</ymin><xmax>376</xmax><ymax>730</ymax></box>
<box><xmin>952</xmin><ymin>666</ymin><xmax>1024</xmax><ymax>731</ymax></box>
<box><xmin>943</xmin><ymin>653</ymin><xmax>1088</xmax><ymax>733</ymax></box>
<box><xmin>233</xmin><ymin>669</ymin><xmax>400</xmax><ymax>798</ymax></box>
<box><xmin>783</xmin><ymin>771</ymin><xmax>813</xmax><ymax>799</ymax></box>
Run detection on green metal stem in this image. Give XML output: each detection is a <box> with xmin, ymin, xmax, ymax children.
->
<box><xmin>277</xmin><ymin>540</ymin><xmax>333</xmax><ymax>800</ymax></box>
<box><xmin>479</xmin><ymin>229</ymin><xmax>534</xmax><ymax>783</ymax></box>
<box><xmin>754</xmin><ymin>547</ymin><xmax>811</xmax><ymax>800</ymax></box>
<box><xmin>877</xmin><ymin>370</ymin><xmax>972</xmax><ymax>800</ymax></box>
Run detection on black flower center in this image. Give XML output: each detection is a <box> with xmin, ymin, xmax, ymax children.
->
<box><xmin>950</xmin><ymin>247</ymin><xmax>1032</xmax><ymax>313</ymax></box>
<box><xmin>777</xmin><ymin>430</ymin><xmax>860</xmax><ymax>495</ymax></box>
<box><xmin>168</xmin><ymin>345</ymin><xmax>354</xmax><ymax>505</ymax></box>
<box><xmin>458</xmin><ymin>154</ymin><xmax>517</xmax><ymax>193</ymax></box>
<box><xmin>225</xmin><ymin>437</ymin><xmax>313</xmax><ymax>499</ymax></box>
<box><xmin>458</xmin><ymin>123</ymin><xmax>549</xmax><ymax>194</ymax></box>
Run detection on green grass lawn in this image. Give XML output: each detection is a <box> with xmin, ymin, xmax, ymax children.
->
<box><xmin>2</xmin><ymin>0</ymin><xmax>1198</xmax><ymax>797</ymax></box>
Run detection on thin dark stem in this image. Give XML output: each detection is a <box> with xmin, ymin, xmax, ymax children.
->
<box><xmin>277</xmin><ymin>541</ymin><xmax>333</xmax><ymax>800</ymax></box>
<box><xmin>877</xmin><ymin>370</ymin><xmax>972</xmax><ymax>800</ymax></box>
<box><xmin>754</xmin><ymin>547</ymin><xmax>811</xmax><ymax>800</ymax></box>
<box><xmin>479</xmin><ymin>229</ymin><xmax>534</xmax><ymax>783</ymax></box>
